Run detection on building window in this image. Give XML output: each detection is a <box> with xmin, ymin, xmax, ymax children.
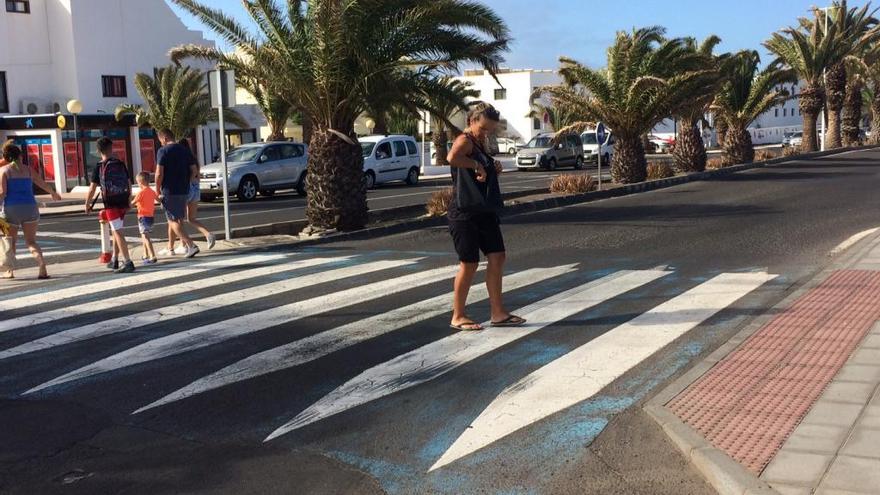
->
<box><xmin>5</xmin><ymin>0</ymin><xmax>29</xmax><ymax>13</ymax></box>
<box><xmin>0</xmin><ymin>72</ymin><xmax>8</xmax><ymax>113</ymax></box>
<box><xmin>101</xmin><ymin>75</ymin><xmax>127</xmax><ymax>97</ymax></box>
<box><xmin>494</xmin><ymin>88</ymin><xmax>507</xmax><ymax>100</ymax></box>
<box><xmin>783</xmin><ymin>108</ymin><xmax>787</xmax><ymax>117</ymax></box>
<box><xmin>533</xmin><ymin>118</ymin><xmax>541</xmax><ymax>130</ymax></box>
<box><xmin>775</xmin><ymin>108</ymin><xmax>779</xmax><ymax>117</ymax></box>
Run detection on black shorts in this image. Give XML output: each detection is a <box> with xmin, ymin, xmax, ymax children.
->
<box><xmin>449</xmin><ymin>214</ymin><xmax>505</xmax><ymax>263</ymax></box>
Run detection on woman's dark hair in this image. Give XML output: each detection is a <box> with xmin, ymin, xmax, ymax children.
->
<box><xmin>2</xmin><ymin>140</ymin><xmax>22</xmax><ymax>163</ymax></box>
<box><xmin>467</xmin><ymin>102</ymin><xmax>501</xmax><ymax>124</ymax></box>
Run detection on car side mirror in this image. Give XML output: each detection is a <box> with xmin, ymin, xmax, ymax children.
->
<box><xmin>259</xmin><ymin>154</ymin><xmax>269</xmax><ymax>163</ymax></box>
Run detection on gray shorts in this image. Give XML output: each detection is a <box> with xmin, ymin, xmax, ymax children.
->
<box><xmin>187</xmin><ymin>183</ymin><xmax>200</xmax><ymax>203</ymax></box>
<box><xmin>1</xmin><ymin>204</ymin><xmax>40</xmax><ymax>228</ymax></box>
<box><xmin>162</xmin><ymin>194</ymin><xmax>188</xmax><ymax>222</ymax></box>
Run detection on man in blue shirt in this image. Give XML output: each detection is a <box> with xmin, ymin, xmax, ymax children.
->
<box><xmin>155</xmin><ymin>128</ymin><xmax>198</xmax><ymax>258</ymax></box>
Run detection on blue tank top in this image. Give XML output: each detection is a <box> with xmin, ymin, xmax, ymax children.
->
<box><xmin>4</xmin><ymin>177</ymin><xmax>37</xmax><ymax>206</ymax></box>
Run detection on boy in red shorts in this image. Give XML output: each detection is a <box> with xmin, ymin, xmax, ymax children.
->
<box><xmin>85</xmin><ymin>137</ymin><xmax>135</xmax><ymax>273</ymax></box>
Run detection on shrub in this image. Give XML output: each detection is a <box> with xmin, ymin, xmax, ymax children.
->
<box><xmin>426</xmin><ymin>187</ymin><xmax>453</xmax><ymax>216</ymax></box>
<box><xmin>550</xmin><ymin>174</ymin><xmax>596</xmax><ymax>194</ymax></box>
<box><xmin>706</xmin><ymin>157</ymin><xmax>733</xmax><ymax>170</ymax></box>
<box><xmin>782</xmin><ymin>146</ymin><xmax>801</xmax><ymax>158</ymax></box>
<box><xmin>646</xmin><ymin>161</ymin><xmax>675</xmax><ymax>180</ymax></box>
<box><xmin>754</xmin><ymin>149</ymin><xmax>777</xmax><ymax>162</ymax></box>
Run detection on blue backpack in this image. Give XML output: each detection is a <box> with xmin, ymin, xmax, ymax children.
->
<box><xmin>99</xmin><ymin>158</ymin><xmax>131</xmax><ymax>207</ymax></box>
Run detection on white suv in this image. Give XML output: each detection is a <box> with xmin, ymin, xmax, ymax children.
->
<box><xmin>581</xmin><ymin>131</ymin><xmax>615</xmax><ymax>163</ymax></box>
<box><xmin>360</xmin><ymin>135</ymin><xmax>422</xmax><ymax>189</ymax></box>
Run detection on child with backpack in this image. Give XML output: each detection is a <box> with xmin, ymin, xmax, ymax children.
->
<box><xmin>84</xmin><ymin>137</ymin><xmax>135</xmax><ymax>274</ymax></box>
<box><xmin>131</xmin><ymin>172</ymin><xmax>158</xmax><ymax>265</ymax></box>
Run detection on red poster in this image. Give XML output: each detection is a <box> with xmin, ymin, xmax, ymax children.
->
<box><xmin>26</xmin><ymin>144</ymin><xmax>40</xmax><ymax>173</ymax></box>
<box><xmin>140</xmin><ymin>139</ymin><xmax>156</xmax><ymax>173</ymax></box>
<box><xmin>41</xmin><ymin>144</ymin><xmax>55</xmax><ymax>180</ymax></box>
<box><xmin>64</xmin><ymin>142</ymin><xmax>81</xmax><ymax>178</ymax></box>
<box><xmin>112</xmin><ymin>140</ymin><xmax>128</xmax><ymax>164</ymax></box>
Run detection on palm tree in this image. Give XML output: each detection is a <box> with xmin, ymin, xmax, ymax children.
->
<box><xmin>673</xmin><ymin>35</ymin><xmax>726</xmax><ymax>173</ymax></box>
<box><xmin>172</xmin><ymin>0</ymin><xmax>509</xmax><ymax>232</ymax></box>
<box><xmin>423</xmin><ymin>78</ymin><xmax>478</xmax><ymax>166</ymax></box>
<box><xmin>537</xmin><ymin>27</ymin><xmax>719</xmax><ymax>183</ymax></box>
<box><xmin>712</xmin><ymin>51</ymin><xmax>794</xmax><ymax>164</ymax></box>
<box><xmin>169</xmin><ymin>45</ymin><xmax>294</xmax><ymax>141</ymax></box>
<box><xmin>843</xmin><ymin>56</ymin><xmax>869</xmax><ymax>146</ymax></box>
<box><xmin>115</xmin><ymin>65</ymin><xmax>247</xmax><ymax>139</ymax></box>
<box><xmin>765</xmin><ymin>17</ymin><xmax>841</xmax><ymax>152</ymax></box>
<box><xmin>813</xmin><ymin>1</ymin><xmax>880</xmax><ymax>149</ymax></box>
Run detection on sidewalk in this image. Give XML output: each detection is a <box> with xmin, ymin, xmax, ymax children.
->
<box><xmin>647</xmin><ymin>231</ymin><xmax>880</xmax><ymax>495</ymax></box>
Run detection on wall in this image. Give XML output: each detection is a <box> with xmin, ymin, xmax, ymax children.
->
<box><xmin>0</xmin><ymin>0</ymin><xmax>57</xmax><ymax>114</ymax></box>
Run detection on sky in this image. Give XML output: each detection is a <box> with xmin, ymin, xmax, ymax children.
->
<box><xmin>170</xmin><ymin>0</ymin><xmax>872</xmax><ymax>70</ymax></box>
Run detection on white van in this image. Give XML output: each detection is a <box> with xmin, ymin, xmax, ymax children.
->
<box><xmin>360</xmin><ymin>135</ymin><xmax>422</xmax><ymax>189</ymax></box>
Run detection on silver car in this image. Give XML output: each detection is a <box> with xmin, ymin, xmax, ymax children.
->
<box><xmin>199</xmin><ymin>142</ymin><xmax>308</xmax><ymax>201</ymax></box>
<box><xmin>516</xmin><ymin>133</ymin><xmax>585</xmax><ymax>171</ymax></box>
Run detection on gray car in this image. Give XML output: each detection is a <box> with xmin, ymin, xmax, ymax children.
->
<box><xmin>199</xmin><ymin>142</ymin><xmax>308</xmax><ymax>201</ymax></box>
<box><xmin>516</xmin><ymin>133</ymin><xmax>585</xmax><ymax>171</ymax></box>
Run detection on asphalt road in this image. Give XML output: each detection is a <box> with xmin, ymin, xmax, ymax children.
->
<box><xmin>1</xmin><ymin>149</ymin><xmax>878</xmax><ymax>494</ymax></box>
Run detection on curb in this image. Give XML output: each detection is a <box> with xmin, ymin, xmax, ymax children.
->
<box><xmin>255</xmin><ymin>145</ymin><xmax>877</xmax><ymax>248</ymax></box>
<box><xmin>643</xmin><ymin>220</ymin><xmax>880</xmax><ymax>494</ymax></box>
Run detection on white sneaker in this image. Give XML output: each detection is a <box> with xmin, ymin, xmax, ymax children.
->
<box><xmin>173</xmin><ymin>246</ymin><xmax>189</xmax><ymax>255</ymax></box>
<box><xmin>184</xmin><ymin>245</ymin><xmax>200</xmax><ymax>259</ymax></box>
<box><xmin>207</xmin><ymin>233</ymin><xmax>216</xmax><ymax>250</ymax></box>
<box><xmin>158</xmin><ymin>248</ymin><xmax>175</xmax><ymax>257</ymax></box>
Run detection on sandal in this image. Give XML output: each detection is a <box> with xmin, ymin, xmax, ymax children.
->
<box><xmin>450</xmin><ymin>320</ymin><xmax>484</xmax><ymax>332</ymax></box>
<box><xmin>491</xmin><ymin>315</ymin><xmax>526</xmax><ymax>327</ymax></box>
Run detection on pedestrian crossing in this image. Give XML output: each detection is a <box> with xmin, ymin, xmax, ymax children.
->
<box><xmin>0</xmin><ymin>248</ymin><xmax>777</xmax><ymax>473</ymax></box>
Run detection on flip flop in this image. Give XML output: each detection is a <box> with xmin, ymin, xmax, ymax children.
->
<box><xmin>37</xmin><ymin>274</ymin><xmax>51</xmax><ymax>280</ymax></box>
<box><xmin>491</xmin><ymin>315</ymin><xmax>526</xmax><ymax>327</ymax></box>
<box><xmin>450</xmin><ymin>321</ymin><xmax>484</xmax><ymax>332</ymax></box>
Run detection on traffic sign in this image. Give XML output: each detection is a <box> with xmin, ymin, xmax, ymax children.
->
<box><xmin>596</xmin><ymin>122</ymin><xmax>607</xmax><ymax>146</ymax></box>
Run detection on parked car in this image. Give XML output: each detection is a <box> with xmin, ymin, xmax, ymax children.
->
<box><xmin>360</xmin><ymin>134</ymin><xmax>422</xmax><ymax>189</ymax></box>
<box><xmin>647</xmin><ymin>135</ymin><xmax>674</xmax><ymax>154</ymax></box>
<box><xmin>782</xmin><ymin>131</ymin><xmax>803</xmax><ymax>147</ymax></box>
<box><xmin>199</xmin><ymin>142</ymin><xmax>308</xmax><ymax>201</ymax></box>
<box><xmin>581</xmin><ymin>130</ymin><xmax>615</xmax><ymax>163</ymax></box>
<box><xmin>497</xmin><ymin>137</ymin><xmax>526</xmax><ymax>155</ymax></box>
<box><xmin>516</xmin><ymin>133</ymin><xmax>585</xmax><ymax>171</ymax></box>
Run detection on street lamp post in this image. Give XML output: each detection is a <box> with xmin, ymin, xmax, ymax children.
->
<box><xmin>819</xmin><ymin>5</ymin><xmax>833</xmax><ymax>152</ymax></box>
<box><xmin>66</xmin><ymin>99</ymin><xmax>83</xmax><ymax>186</ymax></box>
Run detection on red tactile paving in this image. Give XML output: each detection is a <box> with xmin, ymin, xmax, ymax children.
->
<box><xmin>667</xmin><ymin>270</ymin><xmax>880</xmax><ymax>474</ymax></box>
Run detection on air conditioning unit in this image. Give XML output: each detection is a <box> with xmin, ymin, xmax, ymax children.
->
<box><xmin>19</xmin><ymin>98</ymin><xmax>48</xmax><ymax>115</ymax></box>
<box><xmin>48</xmin><ymin>101</ymin><xmax>64</xmax><ymax>114</ymax></box>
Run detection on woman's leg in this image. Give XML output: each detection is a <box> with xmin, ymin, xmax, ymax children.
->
<box><xmin>2</xmin><ymin>227</ymin><xmax>18</xmax><ymax>278</ymax></box>
<box><xmin>452</xmin><ymin>261</ymin><xmax>480</xmax><ymax>328</ymax></box>
<box><xmin>22</xmin><ymin>222</ymin><xmax>47</xmax><ymax>278</ymax></box>
<box><xmin>486</xmin><ymin>252</ymin><xmax>509</xmax><ymax>321</ymax></box>
<box><xmin>186</xmin><ymin>201</ymin><xmax>211</xmax><ymax>239</ymax></box>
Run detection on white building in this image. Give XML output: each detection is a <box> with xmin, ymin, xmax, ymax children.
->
<box><xmin>0</xmin><ymin>0</ymin><xmax>263</xmax><ymax>192</ymax></box>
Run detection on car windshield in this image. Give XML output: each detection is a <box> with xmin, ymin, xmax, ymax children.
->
<box><xmin>361</xmin><ymin>143</ymin><xmax>376</xmax><ymax>157</ymax></box>
<box><xmin>526</xmin><ymin>136</ymin><xmax>553</xmax><ymax>148</ymax></box>
<box><xmin>226</xmin><ymin>147</ymin><xmax>262</xmax><ymax>162</ymax></box>
<box><xmin>793</xmin><ymin>132</ymin><xmax>802</xmax><ymax>137</ymax></box>
<box><xmin>581</xmin><ymin>133</ymin><xmax>598</xmax><ymax>145</ymax></box>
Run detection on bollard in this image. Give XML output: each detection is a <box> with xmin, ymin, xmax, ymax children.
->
<box><xmin>98</xmin><ymin>218</ymin><xmax>113</xmax><ymax>264</ymax></box>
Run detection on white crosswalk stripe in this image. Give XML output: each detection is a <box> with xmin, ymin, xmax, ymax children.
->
<box><xmin>25</xmin><ymin>260</ymin><xmax>459</xmax><ymax>395</ymax></box>
<box><xmin>17</xmin><ymin>258</ymin><xmax>417</xmax><ymax>391</ymax></box>
<box><xmin>16</xmin><ymin>248</ymin><xmax>97</xmax><ymax>261</ymax></box>
<box><xmin>0</xmin><ymin>253</ymin><xmax>288</xmax><ymax>313</ymax></box>
<box><xmin>0</xmin><ymin>253</ymin><xmax>331</xmax><ymax>334</ymax></box>
<box><xmin>264</xmin><ymin>268</ymin><xmax>672</xmax><ymax>441</ymax></box>
<box><xmin>429</xmin><ymin>271</ymin><xmax>778</xmax><ymax>471</ymax></box>
<box><xmin>134</xmin><ymin>264</ymin><xmax>578</xmax><ymax>413</ymax></box>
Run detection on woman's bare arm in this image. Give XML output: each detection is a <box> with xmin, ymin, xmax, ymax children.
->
<box><xmin>30</xmin><ymin>167</ymin><xmax>62</xmax><ymax>200</ymax></box>
<box><xmin>448</xmin><ymin>135</ymin><xmax>487</xmax><ymax>182</ymax></box>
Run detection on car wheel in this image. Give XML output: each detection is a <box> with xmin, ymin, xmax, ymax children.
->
<box><xmin>296</xmin><ymin>172</ymin><xmax>308</xmax><ymax>196</ymax></box>
<box><xmin>574</xmin><ymin>156</ymin><xmax>584</xmax><ymax>170</ymax></box>
<box><xmin>405</xmin><ymin>167</ymin><xmax>420</xmax><ymax>186</ymax></box>
<box><xmin>237</xmin><ymin>176</ymin><xmax>259</xmax><ymax>201</ymax></box>
<box><xmin>547</xmin><ymin>158</ymin><xmax>557</xmax><ymax>171</ymax></box>
<box><xmin>363</xmin><ymin>171</ymin><xmax>376</xmax><ymax>190</ymax></box>
<box><xmin>508</xmin><ymin>147</ymin><xmax>516</xmax><ymax>155</ymax></box>
<box><xmin>260</xmin><ymin>189</ymin><xmax>276</xmax><ymax>197</ymax></box>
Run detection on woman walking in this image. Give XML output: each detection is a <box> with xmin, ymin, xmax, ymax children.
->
<box><xmin>0</xmin><ymin>141</ymin><xmax>62</xmax><ymax>279</ymax></box>
<box><xmin>159</xmin><ymin>138</ymin><xmax>215</xmax><ymax>256</ymax></box>
<box><xmin>446</xmin><ymin>103</ymin><xmax>524</xmax><ymax>331</ymax></box>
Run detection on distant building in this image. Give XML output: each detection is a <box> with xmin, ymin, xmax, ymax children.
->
<box><xmin>0</xmin><ymin>0</ymin><xmax>262</xmax><ymax>191</ymax></box>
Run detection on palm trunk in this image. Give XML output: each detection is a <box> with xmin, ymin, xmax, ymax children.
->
<box><xmin>432</xmin><ymin>125</ymin><xmax>450</xmax><ymax>166</ymax></box>
<box><xmin>715</xmin><ymin>118</ymin><xmax>728</xmax><ymax>148</ymax></box>
<box><xmin>672</xmin><ymin>119</ymin><xmax>707</xmax><ymax>173</ymax></box>
<box><xmin>267</xmin><ymin>117</ymin><xmax>287</xmax><ymax>141</ymax></box>
<box><xmin>799</xmin><ymin>85</ymin><xmax>824</xmax><ymax>152</ymax></box>
<box><xmin>372</xmin><ymin>113</ymin><xmax>389</xmax><ymax>136</ymax></box>
<box><xmin>723</xmin><ymin>125</ymin><xmax>754</xmax><ymax>164</ymax></box>
<box><xmin>611</xmin><ymin>136</ymin><xmax>647</xmax><ymax>183</ymax></box>
<box><xmin>871</xmin><ymin>94</ymin><xmax>880</xmax><ymax>145</ymax></box>
<box><xmin>301</xmin><ymin>114</ymin><xmax>313</xmax><ymax>146</ymax></box>
<box><xmin>304</xmin><ymin>128</ymin><xmax>368</xmax><ymax>232</ymax></box>
<box><xmin>825</xmin><ymin>64</ymin><xmax>846</xmax><ymax>149</ymax></box>
<box><xmin>842</xmin><ymin>79</ymin><xmax>864</xmax><ymax>147</ymax></box>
